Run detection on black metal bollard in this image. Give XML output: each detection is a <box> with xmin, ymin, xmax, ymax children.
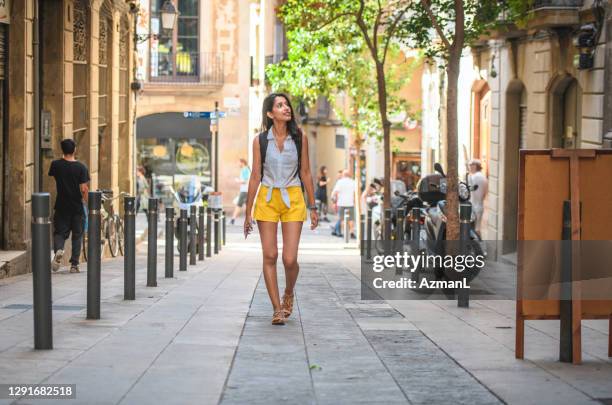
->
<box><xmin>396</xmin><ymin>209</ymin><xmax>405</xmax><ymax>242</ymax></box>
<box><xmin>222</xmin><ymin>210</ymin><xmax>226</xmax><ymax>247</ymax></box>
<box><xmin>147</xmin><ymin>198</ymin><xmax>158</xmax><ymax>287</ymax></box>
<box><xmin>165</xmin><ymin>207</ymin><xmax>174</xmax><ymax>278</ymax></box>
<box><xmin>560</xmin><ymin>200</ymin><xmax>574</xmax><ymax>362</ymax></box>
<box><xmin>179</xmin><ymin>209</ymin><xmax>188</xmax><ymax>271</ymax></box>
<box><xmin>32</xmin><ymin>193</ymin><xmax>53</xmax><ymax>349</ymax></box>
<box><xmin>198</xmin><ymin>206</ymin><xmax>205</xmax><ymax>261</ymax></box>
<box><xmin>366</xmin><ymin>208</ymin><xmax>372</xmax><ymax>260</ymax></box>
<box><xmin>218</xmin><ymin>210</ymin><xmax>223</xmax><ymax>251</ymax></box>
<box><xmin>124</xmin><ymin>196</ymin><xmax>136</xmax><ymax>300</ymax></box>
<box><xmin>344</xmin><ymin>209</ymin><xmax>350</xmax><ymax>243</ymax></box>
<box><xmin>206</xmin><ymin>207</ymin><xmax>212</xmax><ymax>257</ymax></box>
<box><xmin>360</xmin><ymin>214</ymin><xmax>365</xmax><ymax>256</ymax></box>
<box><xmin>189</xmin><ymin>205</ymin><xmax>197</xmax><ymax>265</ymax></box>
<box><xmin>395</xmin><ymin>208</ymin><xmax>405</xmax><ymax>275</ymax></box>
<box><xmin>411</xmin><ymin>207</ymin><xmax>420</xmax><ymax>254</ymax></box>
<box><xmin>87</xmin><ymin>191</ymin><xmax>102</xmax><ymax>320</ymax></box>
<box><xmin>214</xmin><ymin>210</ymin><xmax>220</xmax><ymax>255</ymax></box>
<box><xmin>383</xmin><ymin>208</ymin><xmax>392</xmax><ymax>255</ymax></box>
<box><xmin>458</xmin><ymin>204</ymin><xmax>472</xmax><ymax>308</ymax></box>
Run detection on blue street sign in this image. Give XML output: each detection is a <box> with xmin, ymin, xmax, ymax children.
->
<box><xmin>183</xmin><ymin>111</ymin><xmax>226</xmax><ymax>119</ymax></box>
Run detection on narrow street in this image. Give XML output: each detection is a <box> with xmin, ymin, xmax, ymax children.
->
<box><xmin>1</xmin><ymin>216</ymin><xmax>610</xmax><ymax>405</ymax></box>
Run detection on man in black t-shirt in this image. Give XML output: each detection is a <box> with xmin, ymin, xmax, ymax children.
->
<box><xmin>48</xmin><ymin>139</ymin><xmax>90</xmax><ymax>272</ymax></box>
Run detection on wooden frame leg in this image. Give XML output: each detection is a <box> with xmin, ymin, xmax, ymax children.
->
<box><xmin>572</xmin><ymin>298</ymin><xmax>582</xmax><ymax>364</ymax></box>
<box><xmin>516</xmin><ymin>315</ymin><xmax>524</xmax><ymax>359</ymax></box>
<box><xmin>608</xmin><ymin>315</ymin><xmax>611</xmax><ymax>358</ymax></box>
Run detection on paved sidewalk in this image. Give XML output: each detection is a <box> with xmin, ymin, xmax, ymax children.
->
<box><xmin>0</xmin><ymin>218</ymin><xmax>610</xmax><ymax>404</ymax></box>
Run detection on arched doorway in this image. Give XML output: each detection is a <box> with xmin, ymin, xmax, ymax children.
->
<box><xmin>503</xmin><ymin>80</ymin><xmax>527</xmax><ymax>253</ymax></box>
<box><xmin>472</xmin><ymin>80</ymin><xmax>491</xmax><ymax>176</ymax></box>
<box><xmin>549</xmin><ymin>75</ymin><xmax>582</xmax><ymax>148</ymax></box>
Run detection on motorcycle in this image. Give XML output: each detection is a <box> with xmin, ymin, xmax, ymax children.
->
<box><xmin>402</xmin><ymin>163</ymin><xmax>486</xmax><ymax>292</ymax></box>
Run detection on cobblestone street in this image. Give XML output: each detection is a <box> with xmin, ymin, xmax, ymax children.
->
<box><xmin>1</xmin><ymin>218</ymin><xmax>611</xmax><ymax>404</ymax></box>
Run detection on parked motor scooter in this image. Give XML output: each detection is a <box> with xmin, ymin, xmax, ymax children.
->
<box><xmin>403</xmin><ymin>163</ymin><xmax>485</xmax><ymax>291</ymax></box>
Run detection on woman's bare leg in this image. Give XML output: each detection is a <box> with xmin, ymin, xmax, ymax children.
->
<box><xmin>257</xmin><ymin>220</ymin><xmax>281</xmax><ymax>311</ymax></box>
<box><xmin>281</xmin><ymin>221</ymin><xmax>303</xmax><ymax>295</ymax></box>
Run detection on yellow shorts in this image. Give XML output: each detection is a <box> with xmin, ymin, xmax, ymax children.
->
<box><xmin>254</xmin><ymin>185</ymin><xmax>307</xmax><ymax>223</ymax></box>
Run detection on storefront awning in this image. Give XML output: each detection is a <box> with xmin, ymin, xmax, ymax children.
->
<box><xmin>136</xmin><ymin>112</ymin><xmax>212</xmax><ymax>140</ymax></box>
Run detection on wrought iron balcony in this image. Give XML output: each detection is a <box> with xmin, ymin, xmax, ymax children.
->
<box><xmin>532</xmin><ymin>0</ymin><xmax>583</xmax><ymax>9</ymax></box>
<box><xmin>146</xmin><ymin>52</ymin><xmax>224</xmax><ymax>90</ymax></box>
<box><xmin>264</xmin><ymin>53</ymin><xmax>288</xmax><ymax>67</ymax></box>
<box><xmin>528</xmin><ymin>0</ymin><xmax>582</xmax><ymax>29</ymax></box>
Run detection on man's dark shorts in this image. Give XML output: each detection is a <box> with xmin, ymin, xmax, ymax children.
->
<box><xmin>237</xmin><ymin>192</ymin><xmax>247</xmax><ymax>207</ymax></box>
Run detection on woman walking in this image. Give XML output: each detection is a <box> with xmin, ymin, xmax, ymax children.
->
<box><xmin>244</xmin><ymin>93</ymin><xmax>319</xmax><ymax>325</ymax></box>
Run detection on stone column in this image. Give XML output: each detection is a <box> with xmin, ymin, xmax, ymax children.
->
<box><xmin>41</xmin><ymin>0</ymin><xmax>66</xmax><ymax>209</ymax></box>
<box><xmin>88</xmin><ymin>0</ymin><xmax>101</xmax><ymax>190</ymax></box>
<box><xmin>6</xmin><ymin>0</ymin><xmax>35</xmax><ymax>251</ymax></box>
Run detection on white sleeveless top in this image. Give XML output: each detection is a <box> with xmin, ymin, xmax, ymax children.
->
<box><xmin>260</xmin><ymin>127</ymin><xmax>301</xmax><ymax>208</ymax></box>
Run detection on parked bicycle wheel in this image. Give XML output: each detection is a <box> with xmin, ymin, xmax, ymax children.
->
<box><xmin>108</xmin><ymin>216</ymin><xmax>120</xmax><ymax>257</ymax></box>
<box><xmin>115</xmin><ymin>215</ymin><xmax>124</xmax><ymax>256</ymax></box>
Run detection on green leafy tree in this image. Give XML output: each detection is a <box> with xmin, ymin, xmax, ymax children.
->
<box><xmin>270</xmin><ymin>0</ymin><xmax>419</xmax><ymax>209</ymax></box>
<box><xmin>400</xmin><ymin>0</ymin><xmax>530</xmax><ymax>239</ymax></box>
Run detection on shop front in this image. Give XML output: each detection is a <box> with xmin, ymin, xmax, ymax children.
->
<box><xmin>136</xmin><ymin>112</ymin><xmax>212</xmax><ymax>209</ymax></box>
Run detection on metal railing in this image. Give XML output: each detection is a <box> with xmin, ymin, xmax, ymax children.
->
<box><xmin>532</xmin><ymin>0</ymin><xmax>583</xmax><ymax>9</ymax></box>
<box><xmin>149</xmin><ymin>51</ymin><xmax>224</xmax><ymax>85</ymax></box>
<box><xmin>264</xmin><ymin>53</ymin><xmax>288</xmax><ymax>66</ymax></box>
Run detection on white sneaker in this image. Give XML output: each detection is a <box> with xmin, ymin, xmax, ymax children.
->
<box><xmin>52</xmin><ymin>249</ymin><xmax>64</xmax><ymax>272</ymax></box>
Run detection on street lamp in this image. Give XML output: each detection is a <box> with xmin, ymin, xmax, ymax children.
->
<box><xmin>159</xmin><ymin>0</ymin><xmax>179</xmax><ymax>32</ymax></box>
<box><xmin>130</xmin><ymin>0</ymin><xmax>180</xmax><ymax>43</ymax></box>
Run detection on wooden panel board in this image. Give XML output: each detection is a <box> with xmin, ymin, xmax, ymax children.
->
<box><xmin>518</xmin><ymin>150</ymin><xmax>612</xmax><ymax>318</ymax></box>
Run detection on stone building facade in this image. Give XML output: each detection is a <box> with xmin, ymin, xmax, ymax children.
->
<box><xmin>134</xmin><ymin>0</ymin><xmax>254</xmax><ymax>206</ymax></box>
<box><xmin>1</xmin><ymin>0</ymin><xmax>136</xmax><ymax>278</ymax></box>
<box><xmin>421</xmin><ymin>0</ymin><xmax>611</xmax><ymax>258</ymax></box>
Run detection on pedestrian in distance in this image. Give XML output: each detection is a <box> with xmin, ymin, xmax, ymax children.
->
<box><xmin>315</xmin><ymin>165</ymin><xmax>330</xmax><ymax>222</ymax></box>
<box><xmin>135</xmin><ymin>166</ymin><xmax>150</xmax><ymax>215</ymax></box>
<box><xmin>331</xmin><ymin>170</ymin><xmax>357</xmax><ymax>239</ymax></box>
<box><xmin>48</xmin><ymin>139</ymin><xmax>90</xmax><ymax>273</ymax></box>
<box><xmin>231</xmin><ymin>158</ymin><xmax>251</xmax><ymax>225</ymax></box>
<box><xmin>330</xmin><ymin>169</ymin><xmax>343</xmax><ymax>235</ymax></box>
<box><xmin>243</xmin><ymin>92</ymin><xmax>319</xmax><ymax>325</ymax></box>
<box><xmin>468</xmin><ymin>159</ymin><xmax>488</xmax><ymax>236</ymax></box>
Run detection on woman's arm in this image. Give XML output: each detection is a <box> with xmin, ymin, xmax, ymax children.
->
<box><xmin>299</xmin><ymin>133</ymin><xmax>316</xmax><ymax>208</ymax></box>
<box><xmin>244</xmin><ymin>137</ymin><xmax>262</xmax><ymax>221</ymax></box>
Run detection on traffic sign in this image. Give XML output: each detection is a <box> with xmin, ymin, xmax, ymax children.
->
<box><xmin>183</xmin><ymin>111</ymin><xmax>227</xmax><ymax>119</ymax></box>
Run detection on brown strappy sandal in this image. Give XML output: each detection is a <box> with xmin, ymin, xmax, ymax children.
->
<box><xmin>271</xmin><ymin>310</ymin><xmax>285</xmax><ymax>325</ymax></box>
<box><xmin>281</xmin><ymin>293</ymin><xmax>294</xmax><ymax>318</ymax></box>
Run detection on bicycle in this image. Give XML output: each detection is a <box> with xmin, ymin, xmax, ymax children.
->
<box><xmin>83</xmin><ymin>190</ymin><xmax>127</xmax><ymax>260</ymax></box>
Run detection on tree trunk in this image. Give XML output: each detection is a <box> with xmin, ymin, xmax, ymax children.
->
<box><xmin>374</xmin><ymin>61</ymin><xmax>392</xmax><ymax>210</ymax></box>
<box><xmin>445</xmin><ymin>46</ymin><xmax>461</xmax><ymax>241</ymax></box>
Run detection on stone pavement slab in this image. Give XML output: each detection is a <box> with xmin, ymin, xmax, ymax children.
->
<box><xmin>1</xmin><ymin>224</ymin><xmax>610</xmax><ymax>405</ymax></box>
